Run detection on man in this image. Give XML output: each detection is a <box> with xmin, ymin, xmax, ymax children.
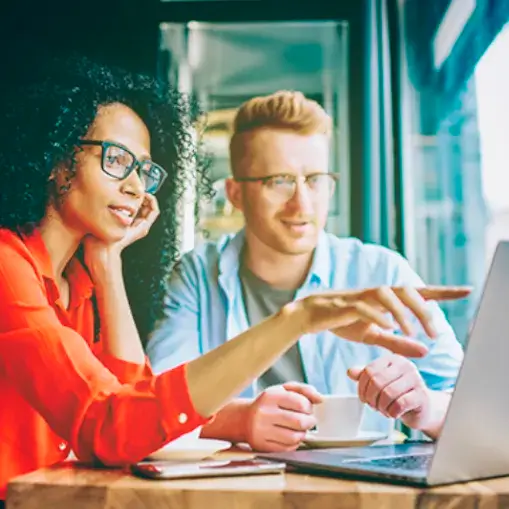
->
<box><xmin>146</xmin><ymin>91</ymin><xmax>464</xmax><ymax>452</ymax></box>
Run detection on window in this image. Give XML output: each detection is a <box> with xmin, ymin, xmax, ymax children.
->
<box><xmin>159</xmin><ymin>20</ymin><xmax>350</xmax><ymax>249</ymax></box>
<box><xmin>398</xmin><ymin>0</ymin><xmax>509</xmax><ymax>343</ymax></box>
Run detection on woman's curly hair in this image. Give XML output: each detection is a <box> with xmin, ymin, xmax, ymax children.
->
<box><xmin>0</xmin><ymin>52</ymin><xmax>212</xmax><ymax>342</ymax></box>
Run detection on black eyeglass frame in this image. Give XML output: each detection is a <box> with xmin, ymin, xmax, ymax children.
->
<box><xmin>78</xmin><ymin>139</ymin><xmax>168</xmax><ymax>194</ymax></box>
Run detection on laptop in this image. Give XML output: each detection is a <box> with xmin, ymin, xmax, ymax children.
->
<box><xmin>258</xmin><ymin>241</ymin><xmax>509</xmax><ymax>487</ymax></box>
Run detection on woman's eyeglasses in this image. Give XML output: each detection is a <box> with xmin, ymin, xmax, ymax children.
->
<box><xmin>78</xmin><ymin>140</ymin><xmax>168</xmax><ymax>194</ymax></box>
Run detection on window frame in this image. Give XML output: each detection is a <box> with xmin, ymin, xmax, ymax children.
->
<box><xmin>156</xmin><ymin>0</ymin><xmax>370</xmax><ymax>240</ymax></box>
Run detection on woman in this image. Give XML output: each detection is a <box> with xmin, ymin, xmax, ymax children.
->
<box><xmin>0</xmin><ymin>53</ymin><xmax>468</xmax><ymax>504</ymax></box>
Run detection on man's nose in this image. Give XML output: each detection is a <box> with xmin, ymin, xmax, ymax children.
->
<box><xmin>286</xmin><ymin>178</ymin><xmax>314</xmax><ymax>214</ymax></box>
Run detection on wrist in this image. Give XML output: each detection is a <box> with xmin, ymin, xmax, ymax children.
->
<box><xmin>200</xmin><ymin>398</ymin><xmax>254</xmax><ymax>444</ymax></box>
<box><xmin>409</xmin><ymin>389</ymin><xmax>450</xmax><ymax>439</ymax></box>
<box><xmin>88</xmin><ymin>251</ymin><xmax>123</xmax><ymax>285</ymax></box>
<box><xmin>238</xmin><ymin>399</ymin><xmax>255</xmax><ymax>443</ymax></box>
<box><xmin>279</xmin><ymin>300</ymin><xmax>310</xmax><ymax>336</ymax></box>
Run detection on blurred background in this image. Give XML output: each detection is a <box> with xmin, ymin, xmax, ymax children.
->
<box><xmin>3</xmin><ymin>0</ymin><xmax>509</xmax><ymax>346</ymax></box>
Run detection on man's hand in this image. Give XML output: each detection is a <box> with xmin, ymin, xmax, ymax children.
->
<box><xmin>292</xmin><ymin>285</ymin><xmax>471</xmax><ymax>358</ymax></box>
<box><xmin>347</xmin><ymin>354</ymin><xmax>436</xmax><ymax>432</ymax></box>
<box><xmin>245</xmin><ymin>382</ymin><xmax>322</xmax><ymax>452</ymax></box>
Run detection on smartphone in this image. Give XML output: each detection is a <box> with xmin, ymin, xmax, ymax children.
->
<box><xmin>131</xmin><ymin>459</ymin><xmax>286</xmax><ymax>480</ymax></box>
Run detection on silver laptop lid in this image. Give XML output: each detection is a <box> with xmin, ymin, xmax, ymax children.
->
<box><xmin>428</xmin><ymin>241</ymin><xmax>509</xmax><ymax>485</ymax></box>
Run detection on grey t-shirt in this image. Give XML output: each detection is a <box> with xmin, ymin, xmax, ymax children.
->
<box><xmin>239</xmin><ymin>263</ymin><xmax>306</xmax><ymax>392</ymax></box>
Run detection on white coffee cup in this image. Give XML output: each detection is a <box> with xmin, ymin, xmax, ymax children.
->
<box><xmin>312</xmin><ymin>395</ymin><xmax>364</xmax><ymax>438</ymax></box>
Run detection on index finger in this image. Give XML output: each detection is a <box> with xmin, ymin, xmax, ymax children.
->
<box><xmin>397</xmin><ymin>286</ymin><xmax>472</xmax><ymax>301</ymax></box>
<box><xmin>282</xmin><ymin>382</ymin><xmax>323</xmax><ymax>405</ymax></box>
<box><xmin>364</xmin><ymin>329</ymin><xmax>429</xmax><ymax>358</ymax></box>
<box><xmin>135</xmin><ymin>193</ymin><xmax>160</xmax><ymax>228</ymax></box>
<box><xmin>277</xmin><ymin>389</ymin><xmax>315</xmax><ymax>414</ymax></box>
<box><xmin>143</xmin><ymin>193</ymin><xmax>160</xmax><ymax>219</ymax></box>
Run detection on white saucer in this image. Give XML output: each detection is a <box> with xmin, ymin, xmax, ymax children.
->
<box><xmin>147</xmin><ymin>439</ymin><xmax>231</xmax><ymax>461</ymax></box>
<box><xmin>302</xmin><ymin>431</ymin><xmax>388</xmax><ymax>449</ymax></box>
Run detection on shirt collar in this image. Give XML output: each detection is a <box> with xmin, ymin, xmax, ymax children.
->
<box><xmin>66</xmin><ymin>257</ymin><xmax>94</xmax><ymax>302</ymax></box>
<box><xmin>218</xmin><ymin>228</ymin><xmax>332</xmax><ymax>289</ymax></box>
<box><xmin>218</xmin><ymin>229</ymin><xmax>245</xmax><ymax>279</ymax></box>
<box><xmin>19</xmin><ymin>227</ymin><xmax>54</xmax><ymax>279</ymax></box>
<box><xmin>306</xmin><ymin>230</ymin><xmax>332</xmax><ymax>288</ymax></box>
<box><xmin>20</xmin><ymin>228</ymin><xmax>94</xmax><ymax>302</ymax></box>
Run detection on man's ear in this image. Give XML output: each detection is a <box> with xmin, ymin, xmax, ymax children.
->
<box><xmin>225</xmin><ymin>177</ymin><xmax>244</xmax><ymax>212</ymax></box>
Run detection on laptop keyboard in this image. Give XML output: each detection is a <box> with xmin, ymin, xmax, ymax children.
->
<box><xmin>352</xmin><ymin>453</ymin><xmax>432</xmax><ymax>471</ymax></box>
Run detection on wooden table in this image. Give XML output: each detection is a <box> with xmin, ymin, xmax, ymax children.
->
<box><xmin>7</xmin><ymin>449</ymin><xmax>509</xmax><ymax>509</ymax></box>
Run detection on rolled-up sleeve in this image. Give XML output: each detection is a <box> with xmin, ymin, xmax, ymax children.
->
<box><xmin>0</xmin><ymin>242</ymin><xmax>210</xmax><ymax>466</ymax></box>
<box><xmin>96</xmin><ymin>350</ymin><xmax>154</xmax><ymax>384</ymax></box>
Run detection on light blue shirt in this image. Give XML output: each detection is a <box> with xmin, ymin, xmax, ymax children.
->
<box><xmin>147</xmin><ymin>230</ymin><xmax>463</xmax><ymax>434</ymax></box>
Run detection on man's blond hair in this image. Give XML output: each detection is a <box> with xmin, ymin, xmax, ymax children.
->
<box><xmin>229</xmin><ymin>91</ymin><xmax>332</xmax><ymax>176</ymax></box>
<box><xmin>232</xmin><ymin>90</ymin><xmax>331</xmax><ymax>136</ymax></box>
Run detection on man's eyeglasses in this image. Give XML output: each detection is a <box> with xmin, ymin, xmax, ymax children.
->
<box><xmin>234</xmin><ymin>173</ymin><xmax>338</xmax><ymax>201</ymax></box>
<box><xmin>78</xmin><ymin>140</ymin><xmax>168</xmax><ymax>194</ymax></box>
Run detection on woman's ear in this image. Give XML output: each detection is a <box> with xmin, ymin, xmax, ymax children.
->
<box><xmin>48</xmin><ymin>168</ymin><xmax>57</xmax><ymax>182</ymax></box>
<box><xmin>49</xmin><ymin>158</ymin><xmax>75</xmax><ymax>194</ymax></box>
